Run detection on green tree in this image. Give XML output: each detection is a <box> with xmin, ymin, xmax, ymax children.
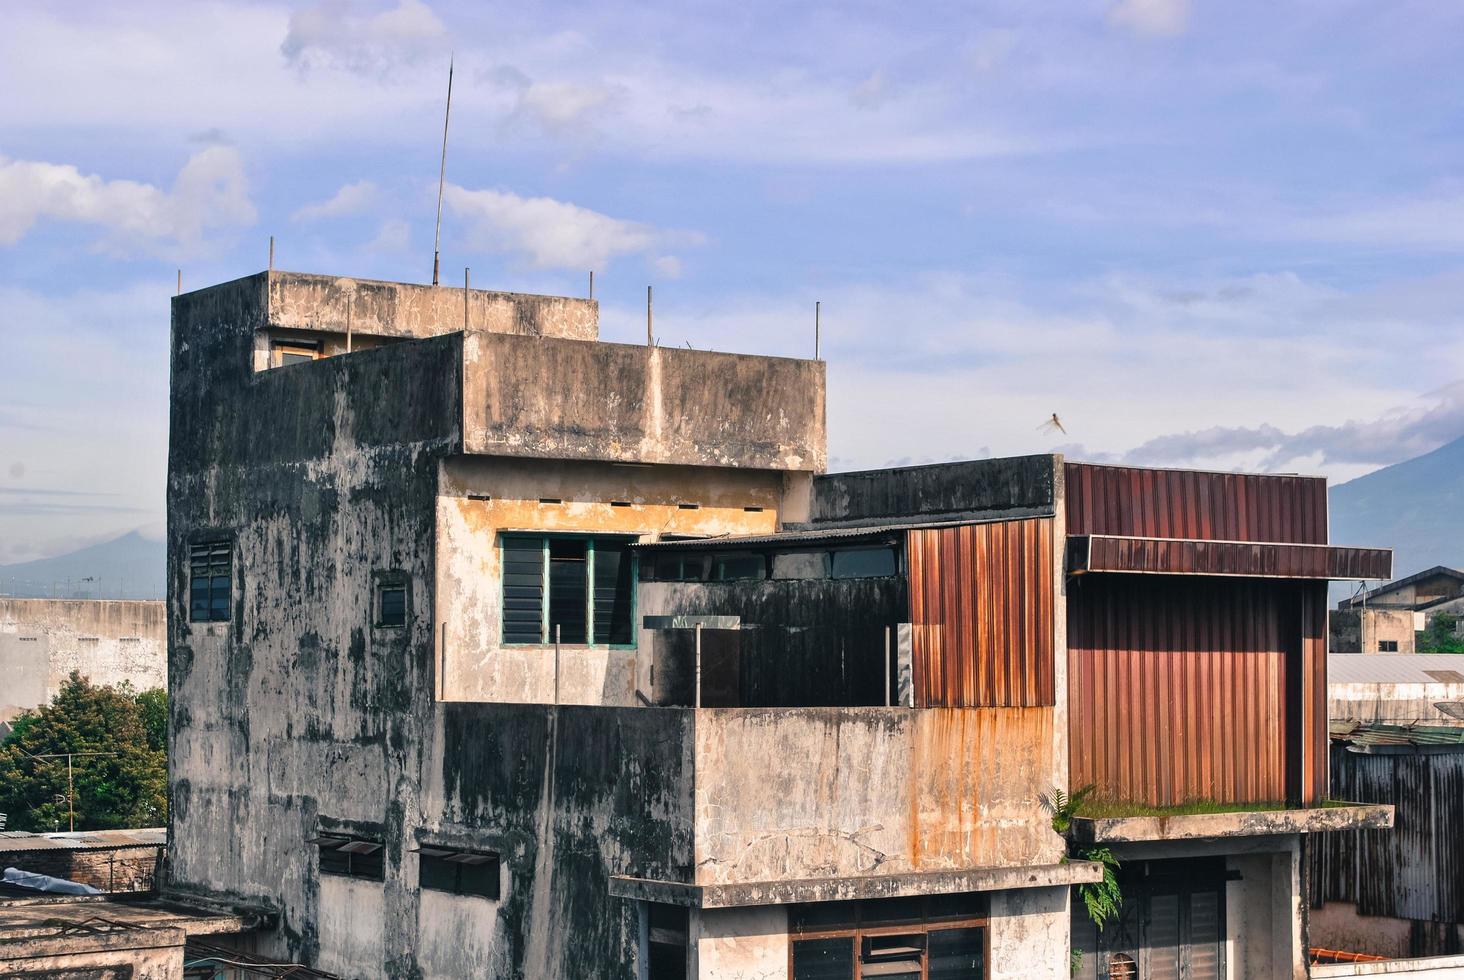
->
<box><xmin>0</xmin><ymin>673</ymin><xmax>166</xmax><ymax>832</ymax></box>
<box><xmin>1417</xmin><ymin>613</ymin><xmax>1464</xmax><ymax>654</ymax></box>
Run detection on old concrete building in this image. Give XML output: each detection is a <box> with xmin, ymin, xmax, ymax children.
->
<box><xmin>164</xmin><ymin>270</ymin><xmax>1395</xmax><ymax>979</ymax></box>
<box><xmin>1332</xmin><ymin>566</ymin><xmax>1464</xmax><ymax>654</ymax></box>
<box><xmin>0</xmin><ymin>598</ymin><xmax>166</xmax><ymax>729</ymax></box>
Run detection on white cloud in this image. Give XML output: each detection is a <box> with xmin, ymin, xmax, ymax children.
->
<box><xmin>0</xmin><ymin>147</ymin><xmax>255</xmax><ymax>252</ymax></box>
<box><xmin>851</xmin><ymin>70</ymin><xmax>891</xmax><ymax>110</ymax></box>
<box><xmin>444</xmin><ymin>185</ymin><xmax>702</xmax><ymax>270</ymax></box>
<box><xmin>292</xmin><ymin>179</ymin><xmax>379</xmax><ymax>222</ymax></box>
<box><xmin>652</xmin><ymin>255</ymin><xmax>684</xmax><ymax>279</ymax></box>
<box><xmin>1108</xmin><ymin>0</ymin><xmax>1190</xmax><ymax>37</ymax></box>
<box><xmin>519</xmin><ymin>80</ymin><xmax>616</xmax><ymax>130</ymax></box>
<box><xmin>365</xmin><ymin>218</ymin><xmax>411</xmax><ymax>253</ymax></box>
<box><xmin>281</xmin><ymin>0</ymin><xmax>446</xmax><ymax>73</ymax></box>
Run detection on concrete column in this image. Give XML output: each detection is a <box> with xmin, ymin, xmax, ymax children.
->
<box><xmin>988</xmin><ymin>886</ymin><xmax>1072</xmax><ymax>980</ymax></box>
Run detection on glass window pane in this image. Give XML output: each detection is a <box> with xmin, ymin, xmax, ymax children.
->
<box><xmin>830</xmin><ymin>547</ymin><xmax>897</xmax><ymax>579</ymax></box>
<box><xmin>713</xmin><ymin>553</ymin><xmax>764</xmax><ymax>581</ymax></box>
<box><xmin>792</xmin><ymin>937</ymin><xmax>854</xmax><ymax>980</ymax></box>
<box><xmin>928</xmin><ymin>927</ymin><xmax>985</xmax><ymax>979</ymax></box>
<box><xmin>379</xmin><ymin>585</ymin><xmax>406</xmax><ymax>626</ymax></box>
<box><xmin>548</xmin><ymin>539</ymin><xmax>588</xmax><ymax>644</ymax></box>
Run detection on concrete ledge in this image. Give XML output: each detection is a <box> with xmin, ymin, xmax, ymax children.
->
<box><xmin>609</xmin><ymin>862</ymin><xmax>1104</xmax><ymax>909</ymax></box>
<box><xmin>1313</xmin><ymin>953</ymin><xmax>1464</xmax><ymax>977</ymax></box>
<box><xmin>1069</xmin><ymin>804</ymin><xmax>1394</xmax><ymax>844</ymax></box>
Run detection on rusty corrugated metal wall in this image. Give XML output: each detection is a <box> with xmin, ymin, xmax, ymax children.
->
<box><xmin>1065</xmin><ymin>462</ymin><xmax>1328</xmax><ymax>544</ymax></box>
<box><xmin>1313</xmin><ymin>750</ymin><xmax>1464</xmax><ymax>932</ymax></box>
<box><xmin>1069</xmin><ymin>575</ymin><xmax>1328</xmax><ymax>806</ymax></box>
<box><xmin>1075</xmin><ymin>536</ymin><xmax>1391</xmax><ymax>580</ymax></box>
<box><xmin>908</xmin><ymin>517</ymin><xmax>1055</xmax><ymax>708</ymax></box>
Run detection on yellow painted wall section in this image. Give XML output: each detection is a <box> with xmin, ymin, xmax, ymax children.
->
<box><xmin>435</xmin><ymin>456</ymin><xmax>788</xmax><ymax>706</ymax></box>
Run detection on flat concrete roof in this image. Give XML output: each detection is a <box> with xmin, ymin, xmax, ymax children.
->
<box><xmin>0</xmin><ymin>895</ymin><xmax>264</xmax><ymax>937</ymax></box>
<box><xmin>609</xmin><ymin>862</ymin><xmax>1104</xmax><ymax>909</ymax></box>
<box><xmin>0</xmin><ymin>828</ymin><xmax>164</xmax><ymax>853</ymax></box>
<box><xmin>1068</xmin><ymin>803</ymin><xmax>1393</xmax><ymax>845</ymax></box>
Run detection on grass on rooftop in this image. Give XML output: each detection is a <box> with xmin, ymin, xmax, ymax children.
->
<box><xmin>1074</xmin><ymin>798</ymin><xmax>1357</xmax><ymax>819</ymax></box>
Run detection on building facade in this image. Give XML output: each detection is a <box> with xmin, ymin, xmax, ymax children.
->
<box><xmin>1332</xmin><ymin>566</ymin><xmax>1464</xmax><ymax>654</ymax></box>
<box><xmin>0</xmin><ymin>597</ymin><xmax>166</xmax><ymax>730</ymax></box>
<box><xmin>165</xmin><ymin>270</ymin><xmax>1393</xmax><ymax>979</ymax></box>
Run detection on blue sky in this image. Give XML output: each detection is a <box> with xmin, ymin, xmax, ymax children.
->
<box><xmin>4</xmin><ymin>0</ymin><xmax>1464</xmax><ymax>562</ymax></box>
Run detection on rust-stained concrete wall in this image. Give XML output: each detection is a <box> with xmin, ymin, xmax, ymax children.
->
<box><xmin>265</xmin><ymin>270</ymin><xmax>598</xmax><ymax>341</ymax></box>
<box><xmin>1330</xmin><ymin>681</ymin><xmax>1464</xmax><ymax>725</ymax></box>
<box><xmin>435</xmin><ymin>456</ymin><xmax>788</xmax><ymax>705</ymax></box>
<box><xmin>0</xmin><ymin>928</ymin><xmax>184</xmax><ymax>980</ymax></box>
<box><xmin>0</xmin><ymin>598</ymin><xmax>166</xmax><ymax>723</ymax></box>
<box><xmin>692</xmin><ymin>707</ymin><xmax>1064</xmax><ymax>885</ymax></box>
<box><xmin>462</xmin><ymin>331</ymin><xmax>826</xmax><ymax>471</ymax></box>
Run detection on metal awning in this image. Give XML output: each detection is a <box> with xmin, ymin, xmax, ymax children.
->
<box><xmin>1068</xmin><ymin>534</ymin><xmax>1392</xmax><ymax>581</ymax></box>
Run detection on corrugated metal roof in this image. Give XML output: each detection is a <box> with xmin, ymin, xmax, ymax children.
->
<box><xmin>1330</xmin><ymin>720</ymin><xmax>1464</xmax><ymax>750</ymax></box>
<box><xmin>1328</xmin><ymin>654</ymin><xmax>1464</xmax><ymax>686</ymax></box>
<box><xmin>0</xmin><ymin>828</ymin><xmax>164</xmax><ymax>852</ymax></box>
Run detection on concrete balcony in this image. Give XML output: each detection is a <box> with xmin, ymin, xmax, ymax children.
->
<box><xmin>460</xmin><ymin>330</ymin><xmax>826</xmax><ymax>472</ymax></box>
<box><xmin>1067</xmin><ymin>803</ymin><xmax>1394</xmax><ymax>844</ymax></box>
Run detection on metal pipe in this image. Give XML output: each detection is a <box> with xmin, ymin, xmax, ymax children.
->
<box><xmin>647</xmin><ymin>285</ymin><xmax>653</xmax><ymax>347</ymax></box>
<box><xmin>554</xmin><ymin>624</ymin><xmax>562</xmax><ymax>704</ymax></box>
<box><xmin>268</xmin><ymin>235</ymin><xmax>274</xmax><ymax>272</ymax></box>
<box><xmin>431</xmin><ymin>56</ymin><xmax>454</xmax><ymax>286</ymax></box>
<box><xmin>815</xmin><ymin>300</ymin><xmax>820</xmax><ymax>360</ymax></box>
<box><xmin>694</xmin><ymin>623</ymin><xmax>702</xmax><ymax>708</ymax></box>
<box><xmin>464</xmin><ymin>267</ymin><xmax>470</xmax><ymax>330</ymax></box>
<box><xmin>589</xmin><ymin>270</ymin><xmax>594</xmax><ymax>299</ymax></box>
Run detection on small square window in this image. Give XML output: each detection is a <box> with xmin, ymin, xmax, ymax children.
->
<box><xmin>1378</xmin><ymin>639</ymin><xmax>1399</xmax><ymax>652</ymax></box>
<box><xmin>419</xmin><ymin>847</ymin><xmax>500</xmax><ymax>899</ymax></box>
<box><xmin>273</xmin><ymin>340</ymin><xmax>320</xmax><ymax>367</ymax></box>
<box><xmin>377</xmin><ymin>583</ymin><xmax>407</xmax><ymax>628</ymax></box>
<box><xmin>189</xmin><ymin>539</ymin><xmax>232</xmax><ymax>623</ymax></box>
<box><xmin>310</xmin><ymin>832</ymin><xmax>385</xmax><ymax>881</ymax></box>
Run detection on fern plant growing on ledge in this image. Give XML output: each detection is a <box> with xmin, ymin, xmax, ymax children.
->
<box><xmin>1040</xmin><ymin>786</ymin><xmax>1124</xmax><ymax>931</ymax></box>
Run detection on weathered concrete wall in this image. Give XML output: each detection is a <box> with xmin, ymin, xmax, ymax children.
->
<box><xmin>1311</xmin><ymin>901</ymin><xmax>1464</xmax><ymax>960</ymax></box>
<box><xmin>692</xmin><ymin>707</ymin><xmax>1063</xmax><ymax>886</ymax></box>
<box><xmin>989</xmin><ymin>886</ymin><xmax>1070</xmax><ymax>980</ymax></box>
<box><xmin>0</xmin><ymin>928</ymin><xmax>184</xmax><ymax>980</ymax></box>
<box><xmin>462</xmin><ymin>331</ymin><xmax>826</xmax><ymax>471</ymax></box>
<box><xmin>0</xmin><ymin>598</ymin><xmax>166</xmax><ymax>723</ymax></box>
<box><xmin>1331</xmin><ymin>682</ymin><xmax>1464</xmax><ymax>725</ymax></box>
<box><xmin>809</xmin><ymin>454</ymin><xmax>1056</xmax><ymax>525</ymax></box>
<box><xmin>691</xmin><ymin>906</ymin><xmax>787</xmax><ymax>979</ymax></box>
<box><xmin>266</xmin><ymin>270</ymin><xmax>599</xmax><ymax>341</ymax></box>
<box><xmin>167</xmin><ymin>278</ymin><xmax>465</xmax><ymax>974</ymax></box>
<box><xmin>436</xmin><ymin>456</ymin><xmax>785</xmax><ymax>706</ymax></box>
<box><xmin>1362</xmin><ymin>608</ymin><xmax>1418</xmax><ymax>654</ymax></box>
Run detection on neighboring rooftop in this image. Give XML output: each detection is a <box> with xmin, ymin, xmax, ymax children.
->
<box><xmin>1338</xmin><ymin>564</ymin><xmax>1464</xmax><ymax>610</ymax></box>
<box><xmin>1328</xmin><ymin>653</ymin><xmax>1464</xmax><ymax>686</ymax></box>
<box><xmin>1330</xmin><ymin>720</ymin><xmax>1464</xmax><ymax>752</ymax></box>
<box><xmin>0</xmin><ymin>829</ymin><xmax>165</xmax><ymax>854</ymax></box>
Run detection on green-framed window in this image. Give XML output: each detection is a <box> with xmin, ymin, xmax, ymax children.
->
<box><xmin>501</xmin><ymin>534</ymin><xmax>635</xmax><ymax>646</ymax></box>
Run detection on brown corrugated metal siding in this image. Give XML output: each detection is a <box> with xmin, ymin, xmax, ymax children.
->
<box><xmin>1072</xmin><ymin>535</ymin><xmax>1391</xmax><ymax>581</ymax></box>
<box><xmin>908</xmin><ymin>518</ymin><xmax>1055</xmax><ymax>707</ymax></box>
<box><xmin>1065</xmin><ymin>463</ymin><xmax>1328</xmax><ymax>544</ymax></box>
<box><xmin>1068</xmin><ymin>576</ymin><xmax>1328</xmax><ymax>807</ymax></box>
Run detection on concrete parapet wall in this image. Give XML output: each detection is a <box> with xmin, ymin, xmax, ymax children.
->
<box><xmin>462</xmin><ymin>331</ymin><xmax>826</xmax><ymax>471</ymax></box>
<box><xmin>692</xmin><ymin>707</ymin><xmax>1062</xmax><ymax>886</ymax></box>
<box><xmin>0</xmin><ymin>598</ymin><xmax>166</xmax><ymax>723</ymax></box>
<box><xmin>266</xmin><ymin>271</ymin><xmax>598</xmax><ymax>341</ymax></box>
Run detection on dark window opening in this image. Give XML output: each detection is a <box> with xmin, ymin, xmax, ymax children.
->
<box><xmin>713</xmin><ymin>553</ymin><xmax>765</xmax><ymax>582</ymax></box>
<box><xmin>1378</xmin><ymin>639</ymin><xmax>1399</xmax><ymax>652</ymax></box>
<box><xmin>501</xmin><ymin>534</ymin><xmax>636</xmax><ymax>646</ymax></box>
<box><xmin>539</xmin><ymin>497</ymin><xmax>563</xmax><ymax>505</ymax></box>
<box><xmin>790</xmin><ymin>895</ymin><xmax>987</xmax><ymax>980</ymax></box>
<box><xmin>677</xmin><ymin>502</ymin><xmax>700</xmax><ymax>510</ymax></box>
<box><xmin>649</xmin><ymin>553</ymin><xmax>710</xmax><ymax>582</ymax></box>
<box><xmin>189</xmin><ymin>540</ymin><xmax>232</xmax><ymax>623</ymax></box>
<box><xmin>831</xmin><ymin>547</ymin><xmax>898</xmax><ymax>579</ymax></box>
<box><xmin>611</xmin><ymin>500</ymin><xmax>633</xmax><ymax>508</ymax></box>
<box><xmin>310</xmin><ymin>833</ymin><xmax>385</xmax><ymax>881</ymax></box>
<box><xmin>647</xmin><ymin>903</ymin><xmax>688</xmax><ymax>980</ymax></box>
<box><xmin>418</xmin><ymin>846</ymin><xmax>499</xmax><ymax>899</ymax></box>
<box><xmin>273</xmin><ymin>339</ymin><xmax>320</xmax><ymax>367</ymax></box>
<box><xmin>377</xmin><ymin>583</ymin><xmax>407</xmax><ymax>628</ymax></box>
<box><xmin>744</xmin><ymin>505</ymin><xmax>765</xmax><ymax>513</ymax></box>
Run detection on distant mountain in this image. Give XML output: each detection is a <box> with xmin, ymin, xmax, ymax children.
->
<box><xmin>0</xmin><ymin>530</ymin><xmax>165</xmax><ymax>600</ymax></box>
<box><xmin>1331</xmin><ymin>435</ymin><xmax>1464</xmax><ymax>583</ymax></box>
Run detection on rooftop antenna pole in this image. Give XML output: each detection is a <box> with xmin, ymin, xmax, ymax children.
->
<box><xmin>268</xmin><ymin>235</ymin><xmax>274</xmax><ymax>272</ymax></box>
<box><xmin>815</xmin><ymin>301</ymin><xmax>820</xmax><ymax>360</ymax></box>
<box><xmin>176</xmin><ymin>270</ymin><xmax>181</xmax><ymax>295</ymax></box>
<box><xmin>647</xmin><ymin>285</ymin><xmax>653</xmax><ymax>347</ymax></box>
<box><xmin>464</xmin><ymin>267</ymin><xmax>470</xmax><ymax>330</ymax></box>
<box><xmin>588</xmin><ymin>270</ymin><xmax>594</xmax><ymax>300</ymax></box>
<box><xmin>431</xmin><ymin>54</ymin><xmax>455</xmax><ymax>287</ymax></box>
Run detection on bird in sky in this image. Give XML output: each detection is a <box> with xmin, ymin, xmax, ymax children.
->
<box><xmin>1038</xmin><ymin>413</ymin><xmax>1067</xmax><ymax>435</ymax></box>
